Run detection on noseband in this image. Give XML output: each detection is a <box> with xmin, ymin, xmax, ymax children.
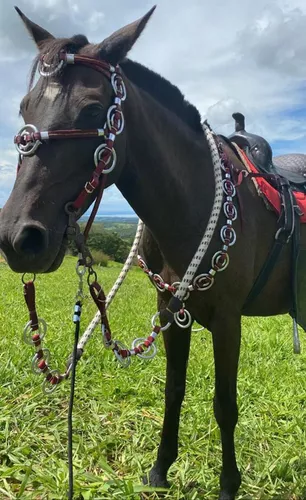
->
<box><xmin>14</xmin><ymin>51</ymin><xmax>126</xmax><ymax>214</ymax></box>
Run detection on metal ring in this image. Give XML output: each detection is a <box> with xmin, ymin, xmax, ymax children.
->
<box><xmin>15</xmin><ymin>124</ymin><xmax>41</xmax><ymax>156</ymax></box>
<box><xmin>42</xmin><ymin>370</ymin><xmax>62</xmax><ymax>395</ymax></box>
<box><xmin>171</xmin><ymin>281</ymin><xmax>180</xmax><ymax>294</ymax></box>
<box><xmin>174</xmin><ymin>309</ymin><xmax>192</xmax><ymax>329</ymax></box>
<box><xmin>31</xmin><ymin>348</ymin><xmax>50</xmax><ymax>375</ymax></box>
<box><xmin>22</xmin><ymin>272</ymin><xmax>36</xmax><ymax>284</ymax></box>
<box><xmin>138</xmin><ymin>256</ymin><xmax>148</xmax><ymax>272</ymax></box>
<box><xmin>151</xmin><ymin>312</ymin><xmax>172</xmax><ymax>331</ymax></box>
<box><xmin>38</xmin><ymin>58</ymin><xmax>64</xmax><ymax>77</ymax></box>
<box><xmin>153</xmin><ymin>274</ymin><xmax>165</xmax><ymax>292</ymax></box>
<box><xmin>192</xmin><ymin>324</ymin><xmax>205</xmax><ymax>332</ymax></box>
<box><xmin>193</xmin><ymin>273</ymin><xmax>214</xmax><ymax>291</ymax></box>
<box><xmin>111</xmin><ymin>73</ymin><xmax>127</xmax><ymax>101</ymax></box>
<box><xmin>113</xmin><ymin>341</ymin><xmax>131</xmax><ymax>368</ymax></box>
<box><xmin>223</xmin><ymin>202</ymin><xmax>237</xmax><ymax>221</ymax></box>
<box><xmin>222</xmin><ymin>179</ymin><xmax>236</xmax><ymax>197</ymax></box>
<box><xmin>220</xmin><ymin>226</ymin><xmax>236</xmax><ymax>247</ymax></box>
<box><xmin>76</xmin><ymin>262</ymin><xmax>86</xmax><ymax>277</ymax></box>
<box><xmin>211</xmin><ymin>251</ymin><xmax>229</xmax><ymax>272</ymax></box>
<box><xmin>94</xmin><ymin>144</ymin><xmax>117</xmax><ymax>174</ymax></box>
<box><xmin>107</xmin><ymin>105</ymin><xmax>125</xmax><ymax>135</ymax></box>
<box><xmin>132</xmin><ymin>337</ymin><xmax>157</xmax><ymax>360</ymax></box>
<box><xmin>23</xmin><ymin>318</ymin><xmax>47</xmax><ymax>345</ymax></box>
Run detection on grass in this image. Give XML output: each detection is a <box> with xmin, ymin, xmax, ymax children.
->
<box><xmin>1</xmin><ymin>256</ymin><xmax>306</xmax><ymax>499</ymax></box>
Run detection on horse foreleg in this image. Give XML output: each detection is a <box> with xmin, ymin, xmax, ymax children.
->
<box><xmin>146</xmin><ymin>300</ymin><xmax>192</xmax><ymax>488</ymax></box>
<box><xmin>211</xmin><ymin>314</ymin><xmax>242</xmax><ymax>500</ymax></box>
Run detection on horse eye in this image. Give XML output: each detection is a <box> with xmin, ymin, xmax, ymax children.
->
<box><xmin>82</xmin><ymin>104</ymin><xmax>103</xmax><ymax>118</ymax></box>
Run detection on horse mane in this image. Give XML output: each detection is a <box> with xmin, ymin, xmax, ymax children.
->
<box><xmin>121</xmin><ymin>59</ymin><xmax>203</xmax><ymax>134</ymax></box>
<box><xmin>29</xmin><ymin>35</ymin><xmax>203</xmax><ymax>134</ymax></box>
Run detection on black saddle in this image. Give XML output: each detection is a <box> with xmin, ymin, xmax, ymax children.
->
<box><xmin>228</xmin><ymin>112</ymin><xmax>306</xmax><ymax>193</ymax></box>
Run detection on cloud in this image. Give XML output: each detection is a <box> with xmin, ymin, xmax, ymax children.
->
<box><xmin>1</xmin><ymin>0</ymin><xmax>306</xmax><ymax>213</ymax></box>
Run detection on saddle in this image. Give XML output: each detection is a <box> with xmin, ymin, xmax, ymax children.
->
<box><xmin>226</xmin><ymin>112</ymin><xmax>306</xmax><ymax>349</ymax></box>
<box><xmin>228</xmin><ymin>112</ymin><xmax>306</xmax><ymax>193</ymax></box>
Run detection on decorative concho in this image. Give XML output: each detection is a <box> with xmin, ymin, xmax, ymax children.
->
<box><xmin>220</xmin><ymin>225</ymin><xmax>236</xmax><ymax>247</ymax></box>
<box><xmin>15</xmin><ymin>124</ymin><xmax>41</xmax><ymax>156</ymax></box>
<box><xmin>211</xmin><ymin>251</ymin><xmax>229</xmax><ymax>272</ymax></box>
<box><xmin>222</xmin><ymin>179</ymin><xmax>236</xmax><ymax>197</ymax></box>
<box><xmin>31</xmin><ymin>348</ymin><xmax>51</xmax><ymax>374</ymax></box>
<box><xmin>193</xmin><ymin>273</ymin><xmax>214</xmax><ymax>291</ymax></box>
<box><xmin>107</xmin><ymin>105</ymin><xmax>125</xmax><ymax>135</ymax></box>
<box><xmin>111</xmin><ymin>73</ymin><xmax>127</xmax><ymax>100</ymax></box>
<box><xmin>174</xmin><ymin>309</ymin><xmax>192</xmax><ymax>329</ymax></box>
<box><xmin>94</xmin><ymin>144</ymin><xmax>117</xmax><ymax>174</ymax></box>
<box><xmin>223</xmin><ymin>201</ymin><xmax>237</xmax><ymax>221</ymax></box>
<box><xmin>23</xmin><ymin>318</ymin><xmax>47</xmax><ymax>345</ymax></box>
<box><xmin>132</xmin><ymin>337</ymin><xmax>157</xmax><ymax>359</ymax></box>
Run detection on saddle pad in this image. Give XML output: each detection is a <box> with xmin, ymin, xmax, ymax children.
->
<box><xmin>239</xmin><ymin>149</ymin><xmax>306</xmax><ymax>223</ymax></box>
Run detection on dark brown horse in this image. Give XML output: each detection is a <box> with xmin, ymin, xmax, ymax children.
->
<box><xmin>0</xmin><ymin>7</ymin><xmax>303</xmax><ymax>500</ymax></box>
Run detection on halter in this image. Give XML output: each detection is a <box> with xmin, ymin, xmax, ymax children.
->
<box><xmin>14</xmin><ymin>51</ymin><xmax>126</xmax><ymax>215</ymax></box>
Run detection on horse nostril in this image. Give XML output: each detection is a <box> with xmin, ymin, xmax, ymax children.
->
<box><xmin>13</xmin><ymin>225</ymin><xmax>48</xmax><ymax>256</ymax></box>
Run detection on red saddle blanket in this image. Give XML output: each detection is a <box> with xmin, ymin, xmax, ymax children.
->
<box><xmin>239</xmin><ymin>150</ymin><xmax>306</xmax><ymax>223</ymax></box>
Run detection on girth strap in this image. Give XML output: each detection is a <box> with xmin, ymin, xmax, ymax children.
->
<box><xmin>243</xmin><ymin>177</ymin><xmax>297</xmax><ymax>309</ymax></box>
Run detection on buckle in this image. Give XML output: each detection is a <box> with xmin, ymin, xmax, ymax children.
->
<box><xmin>85</xmin><ymin>181</ymin><xmax>96</xmax><ymax>194</ymax></box>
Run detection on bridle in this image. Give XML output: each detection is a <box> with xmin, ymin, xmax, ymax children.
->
<box><xmin>14</xmin><ymin>51</ymin><xmax>130</xmax><ymax>387</ymax></box>
<box><xmin>14</xmin><ymin>51</ymin><xmax>126</xmax><ymax>224</ymax></box>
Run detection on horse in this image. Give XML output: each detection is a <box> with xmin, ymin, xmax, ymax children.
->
<box><xmin>0</xmin><ymin>6</ymin><xmax>305</xmax><ymax>500</ymax></box>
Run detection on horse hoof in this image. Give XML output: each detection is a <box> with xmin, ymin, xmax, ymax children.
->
<box><xmin>143</xmin><ymin>466</ymin><xmax>170</xmax><ymax>489</ymax></box>
<box><xmin>218</xmin><ymin>492</ymin><xmax>236</xmax><ymax>500</ymax></box>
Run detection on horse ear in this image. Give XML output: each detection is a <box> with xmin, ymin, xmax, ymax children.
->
<box><xmin>15</xmin><ymin>6</ymin><xmax>54</xmax><ymax>48</ymax></box>
<box><xmin>97</xmin><ymin>6</ymin><xmax>156</xmax><ymax>65</ymax></box>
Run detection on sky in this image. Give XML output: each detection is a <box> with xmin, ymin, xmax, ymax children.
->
<box><xmin>0</xmin><ymin>0</ymin><xmax>305</xmax><ymax>215</ymax></box>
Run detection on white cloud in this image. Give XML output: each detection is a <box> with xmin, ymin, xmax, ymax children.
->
<box><xmin>0</xmin><ymin>0</ymin><xmax>306</xmax><ymax>212</ymax></box>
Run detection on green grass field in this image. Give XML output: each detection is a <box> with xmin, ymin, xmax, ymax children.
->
<box><xmin>1</xmin><ymin>256</ymin><xmax>306</xmax><ymax>499</ymax></box>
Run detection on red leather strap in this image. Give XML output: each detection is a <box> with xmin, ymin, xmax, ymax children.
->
<box><xmin>23</xmin><ymin>281</ymin><xmax>39</xmax><ymax>330</ymax></box>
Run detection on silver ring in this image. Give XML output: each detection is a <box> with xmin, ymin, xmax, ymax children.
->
<box><xmin>111</xmin><ymin>73</ymin><xmax>127</xmax><ymax>101</ymax></box>
<box><xmin>94</xmin><ymin>144</ymin><xmax>117</xmax><ymax>174</ymax></box>
<box><xmin>223</xmin><ymin>202</ymin><xmax>237</xmax><ymax>221</ymax></box>
<box><xmin>31</xmin><ymin>348</ymin><xmax>50</xmax><ymax>375</ymax></box>
<box><xmin>38</xmin><ymin>59</ymin><xmax>64</xmax><ymax>77</ymax></box>
<box><xmin>153</xmin><ymin>274</ymin><xmax>165</xmax><ymax>292</ymax></box>
<box><xmin>132</xmin><ymin>337</ymin><xmax>157</xmax><ymax>360</ymax></box>
<box><xmin>192</xmin><ymin>324</ymin><xmax>205</xmax><ymax>332</ymax></box>
<box><xmin>174</xmin><ymin>309</ymin><xmax>192</xmax><ymax>329</ymax></box>
<box><xmin>222</xmin><ymin>179</ymin><xmax>236</xmax><ymax>197</ymax></box>
<box><xmin>107</xmin><ymin>105</ymin><xmax>125</xmax><ymax>135</ymax></box>
<box><xmin>151</xmin><ymin>312</ymin><xmax>172</xmax><ymax>331</ymax></box>
<box><xmin>171</xmin><ymin>281</ymin><xmax>180</xmax><ymax>294</ymax></box>
<box><xmin>220</xmin><ymin>226</ymin><xmax>236</xmax><ymax>247</ymax></box>
<box><xmin>193</xmin><ymin>273</ymin><xmax>214</xmax><ymax>291</ymax></box>
<box><xmin>42</xmin><ymin>370</ymin><xmax>61</xmax><ymax>394</ymax></box>
<box><xmin>211</xmin><ymin>251</ymin><xmax>229</xmax><ymax>272</ymax></box>
<box><xmin>23</xmin><ymin>318</ymin><xmax>47</xmax><ymax>345</ymax></box>
<box><xmin>15</xmin><ymin>124</ymin><xmax>41</xmax><ymax>156</ymax></box>
<box><xmin>113</xmin><ymin>341</ymin><xmax>131</xmax><ymax>368</ymax></box>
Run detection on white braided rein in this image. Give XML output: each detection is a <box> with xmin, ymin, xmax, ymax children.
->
<box><xmin>78</xmin><ymin>123</ymin><xmax>223</xmax><ymax>349</ymax></box>
<box><xmin>174</xmin><ymin>124</ymin><xmax>224</xmax><ymax>301</ymax></box>
<box><xmin>77</xmin><ymin>218</ymin><xmax>144</xmax><ymax>350</ymax></box>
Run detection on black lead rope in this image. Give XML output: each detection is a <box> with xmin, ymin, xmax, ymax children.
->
<box><xmin>68</xmin><ymin>301</ymin><xmax>82</xmax><ymax>500</ymax></box>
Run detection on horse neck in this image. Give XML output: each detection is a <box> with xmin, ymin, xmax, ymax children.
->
<box><xmin>116</xmin><ymin>80</ymin><xmax>215</xmax><ymax>276</ymax></box>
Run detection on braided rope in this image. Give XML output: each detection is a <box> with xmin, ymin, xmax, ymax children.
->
<box><xmin>77</xmin><ymin>219</ymin><xmax>144</xmax><ymax>350</ymax></box>
<box><xmin>174</xmin><ymin>124</ymin><xmax>224</xmax><ymax>301</ymax></box>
